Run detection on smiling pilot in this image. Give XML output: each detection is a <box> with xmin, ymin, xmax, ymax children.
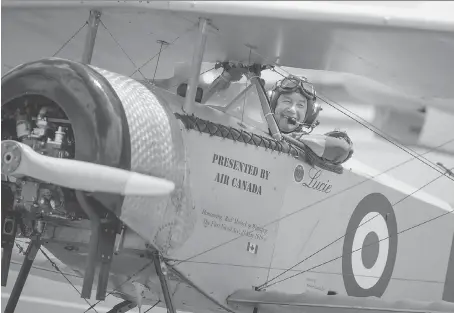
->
<box><xmin>268</xmin><ymin>75</ymin><xmax>354</xmax><ymax>166</ymax></box>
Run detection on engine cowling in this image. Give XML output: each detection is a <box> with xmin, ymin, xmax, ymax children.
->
<box><xmin>1</xmin><ymin>58</ymin><xmax>195</xmax><ymax>254</ymax></box>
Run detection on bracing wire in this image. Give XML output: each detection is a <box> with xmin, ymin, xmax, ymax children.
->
<box><xmin>100</xmin><ymin>17</ymin><xmax>200</xmax><ymax>85</ymax></box>
<box><xmin>83</xmin><ymin>261</ymin><xmax>154</xmax><ymax>313</ymax></box>
<box><xmin>37</xmin><ymin>247</ymin><xmax>100</xmax><ymax>313</ymax></box>
<box><xmin>151</xmin><ymin>41</ymin><xmax>166</xmax><ymax>85</ymax></box>
<box><xmin>263</xmin><ymin>199</ymin><xmax>454</xmax><ymax>289</ymax></box>
<box><xmin>15</xmin><ymin>240</ymin><xmax>158</xmax><ymax>313</ymax></box>
<box><xmin>52</xmin><ymin>21</ymin><xmax>88</xmax><ymax>57</ymax></box>
<box><xmin>167</xmin><ymin>168</ymin><xmax>453</xmax><ymax>289</ymax></box>
<box><xmin>100</xmin><ymin>19</ymin><xmax>148</xmax><ymax>81</ymax></box>
<box><xmin>268</xmin><ymin>66</ymin><xmax>453</xmax><ymax>181</ymax></box>
<box><xmin>317</xmin><ymin>94</ymin><xmax>454</xmax><ymax>182</ymax></box>
<box><xmin>258</xmin><ymin>165</ymin><xmax>453</xmax><ymax>290</ymax></box>
<box><xmin>246</xmin><ymin>44</ymin><xmax>451</xmax><ymax>180</ymax></box>
<box><xmin>169</xmin><ymin>138</ymin><xmax>454</xmax><ymax>267</ymax></box>
<box><xmin>13</xmin><ymin>241</ymin><xmax>97</xmax><ymax>311</ymax></box>
<box><xmin>9</xmin><ymin>259</ymin><xmax>81</xmax><ymax>279</ymax></box>
<box><xmin>168</xmin><ymin>66</ymin><xmax>217</xmax><ymax>90</ymax></box>
<box><xmin>168</xmin><ymin>168</ymin><xmax>453</xmax><ymax>290</ymax></box>
<box><xmin>144</xmin><ymin>300</ymin><xmax>161</xmax><ymax>313</ymax></box>
<box><xmin>164</xmin><ymin>257</ymin><xmax>449</xmax><ymax>286</ymax></box>
<box><xmin>129</xmin><ymin>25</ymin><xmax>197</xmax><ymax>77</ymax></box>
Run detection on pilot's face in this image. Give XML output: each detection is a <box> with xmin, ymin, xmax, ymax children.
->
<box><xmin>274</xmin><ymin>92</ymin><xmax>308</xmax><ymax>132</ymax></box>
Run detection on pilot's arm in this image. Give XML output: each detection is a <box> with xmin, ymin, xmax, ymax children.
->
<box><xmin>291</xmin><ymin>130</ymin><xmax>354</xmax><ymax>165</ymax></box>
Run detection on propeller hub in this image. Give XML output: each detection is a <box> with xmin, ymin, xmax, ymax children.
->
<box><xmin>1</xmin><ymin>141</ymin><xmax>22</xmax><ymax>175</ymax></box>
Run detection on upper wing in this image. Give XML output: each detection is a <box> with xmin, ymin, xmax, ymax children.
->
<box><xmin>2</xmin><ymin>1</ymin><xmax>454</xmax><ymax>107</ymax></box>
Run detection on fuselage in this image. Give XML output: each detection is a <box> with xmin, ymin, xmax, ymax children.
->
<box><xmin>42</xmin><ymin>79</ymin><xmax>454</xmax><ymax>311</ymax></box>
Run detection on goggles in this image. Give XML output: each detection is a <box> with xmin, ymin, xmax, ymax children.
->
<box><xmin>276</xmin><ymin>76</ymin><xmax>316</xmax><ymax>101</ymax></box>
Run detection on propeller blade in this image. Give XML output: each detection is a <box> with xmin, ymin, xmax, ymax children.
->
<box><xmin>1</xmin><ymin>140</ymin><xmax>174</xmax><ymax>197</ymax></box>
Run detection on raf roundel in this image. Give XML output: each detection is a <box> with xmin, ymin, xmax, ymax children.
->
<box><xmin>342</xmin><ymin>193</ymin><xmax>398</xmax><ymax>297</ymax></box>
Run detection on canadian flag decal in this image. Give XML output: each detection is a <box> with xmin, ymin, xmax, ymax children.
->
<box><xmin>247</xmin><ymin>242</ymin><xmax>258</xmax><ymax>254</ymax></box>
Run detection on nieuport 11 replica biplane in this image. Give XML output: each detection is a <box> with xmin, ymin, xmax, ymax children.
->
<box><xmin>1</xmin><ymin>1</ymin><xmax>454</xmax><ymax>313</ymax></box>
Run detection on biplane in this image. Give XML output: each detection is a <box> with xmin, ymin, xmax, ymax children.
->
<box><xmin>1</xmin><ymin>1</ymin><xmax>454</xmax><ymax>313</ymax></box>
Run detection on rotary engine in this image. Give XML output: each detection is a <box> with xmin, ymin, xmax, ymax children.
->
<box><xmin>1</xmin><ymin>58</ymin><xmax>193</xmax><ymax>254</ymax></box>
<box><xmin>2</xmin><ymin>97</ymin><xmax>80</xmax><ymax>227</ymax></box>
<box><xmin>1</xmin><ymin>58</ymin><xmax>195</xmax><ymax>304</ymax></box>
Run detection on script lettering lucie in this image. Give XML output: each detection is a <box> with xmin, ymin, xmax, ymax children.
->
<box><xmin>302</xmin><ymin>168</ymin><xmax>332</xmax><ymax>194</ymax></box>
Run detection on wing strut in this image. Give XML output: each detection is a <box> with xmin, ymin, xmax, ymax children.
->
<box><xmin>203</xmin><ymin>63</ymin><xmax>284</xmax><ymax>141</ymax></box>
<box><xmin>247</xmin><ymin>71</ymin><xmax>282</xmax><ymax>141</ymax></box>
<box><xmin>4</xmin><ymin>232</ymin><xmax>42</xmax><ymax>313</ymax></box>
<box><xmin>77</xmin><ymin>191</ymin><xmax>101</xmax><ymax>299</ymax></box>
<box><xmin>82</xmin><ymin>10</ymin><xmax>101</xmax><ymax>64</ymax></box>
<box><xmin>183</xmin><ymin>18</ymin><xmax>210</xmax><ymax>114</ymax></box>
<box><xmin>152</xmin><ymin>252</ymin><xmax>176</xmax><ymax>313</ymax></box>
<box><xmin>76</xmin><ymin>192</ymin><xmax>119</xmax><ymax>301</ymax></box>
<box><xmin>1</xmin><ymin>214</ymin><xmax>18</xmax><ymax>287</ymax></box>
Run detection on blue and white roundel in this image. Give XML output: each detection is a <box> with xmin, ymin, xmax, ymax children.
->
<box><xmin>342</xmin><ymin>193</ymin><xmax>398</xmax><ymax>297</ymax></box>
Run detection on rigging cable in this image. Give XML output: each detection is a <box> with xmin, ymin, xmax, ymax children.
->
<box><xmin>236</xmin><ymin>39</ymin><xmax>446</xmax><ymax>177</ymax></box>
<box><xmin>166</xmin><ymin>167</ymin><xmax>453</xmax><ymax>288</ymax></box>
<box><xmin>258</xmin><ymin>165</ymin><xmax>454</xmax><ymax>290</ymax></box>
<box><xmin>169</xmin><ymin>138</ymin><xmax>454</xmax><ymax>267</ymax></box>
<box><xmin>268</xmin><ymin>66</ymin><xmax>453</xmax><ymax>181</ymax></box>
<box><xmin>82</xmin><ymin>261</ymin><xmax>154</xmax><ymax>313</ymax></box>
<box><xmin>52</xmin><ymin>21</ymin><xmax>88</xmax><ymax>57</ymax></box>
<box><xmin>144</xmin><ymin>300</ymin><xmax>161</xmax><ymax>313</ymax></box>
<box><xmin>317</xmin><ymin>94</ymin><xmax>454</xmax><ymax>182</ymax></box>
<box><xmin>100</xmin><ymin>19</ymin><xmax>148</xmax><ymax>81</ymax></box>
<box><xmin>13</xmin><ymin>241</ymin><xmax>99</xmax><ymax>313</ymax></box>
<box><xmin>15</xmin><ymin>241</ymin><xmax>98</xmax><ymax>313</ymax></box>
<box><xmin>36</xmin><ymin>247</ymin><xmax>100</xmax><ymax>313</ymax></box>
<box><xmin>151</xmin><ymin>41</ymin><xmax>166</xmax><ymax>85</ymax></box>
<box><xmin>168</xmin><ymin>66</ymin><xmax>217</xmax><ymax>90</ymax></box>
<box><xmin>14</xmin><ymin>241</ymin><xmax>160</xmax><ymax>313</ymax></box>
<box><xmin>9</xmin><ymin>259</ymin><xmax>82</xmax><ymax>279</ymax></box>
<box><xmin>129</xmin><ymin>24</ymin><xmax>198</xmax><ymax>77</ymax></box>
<box><xmin>263</xmin><ymin>203</ymin><xmax>453</xmax><ymax>289</ymax></box>
<box><xmin>99</xmin><ymin>17</ymin><xmax>202</xmax><ymax>86</ymax></box>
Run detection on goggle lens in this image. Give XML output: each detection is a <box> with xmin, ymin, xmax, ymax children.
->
<box><xmin>281</xmin><ymin>77</ymin><xmax>300</xmax><ymax>89</ymax></box>
<box><xmin>278</xmin><ymin>77</ymin><xmax>316</xmax><ymax>100</ymax></box>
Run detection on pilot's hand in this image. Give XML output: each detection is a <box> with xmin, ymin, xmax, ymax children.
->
<box><xmin>324</xmin><ymin>130</ymin><xmax>354</xmax><ymax>164</ymax></box>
